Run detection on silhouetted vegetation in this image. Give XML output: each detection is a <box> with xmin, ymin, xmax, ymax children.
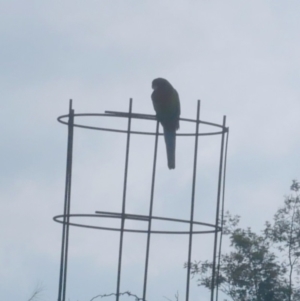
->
<box><xmin>186</xmin><ymin>180</ymin><xmax>300</xmax><ymax>301</ymax></box>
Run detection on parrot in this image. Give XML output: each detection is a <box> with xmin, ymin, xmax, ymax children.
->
<box><xmin>151</xmin><ymin>78</ymin><xmax>181</xmax><ymax>169</ymax></box>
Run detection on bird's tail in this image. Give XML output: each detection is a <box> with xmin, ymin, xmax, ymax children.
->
<box><xmin>163</xmin><ymin>128</ymin><xmax>176</xmax><ymax>169</ymax></box>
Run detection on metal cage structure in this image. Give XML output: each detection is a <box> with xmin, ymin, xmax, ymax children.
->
<box><xmin>54</xmin><ymin>99</ymin><xmax>229</xmax><ymax>301</ymax></box>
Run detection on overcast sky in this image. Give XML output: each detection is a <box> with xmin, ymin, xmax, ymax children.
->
<box><xmin>1</xmin><ymin>1</ymin><xmax>300</xmax><ymax>301</ymax></box>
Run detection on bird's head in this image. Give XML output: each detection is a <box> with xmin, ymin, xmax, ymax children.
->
<box><xmin>152</xmin><ymin>78</ymin><xmax>172</xmax><ymax>90</ymax></box>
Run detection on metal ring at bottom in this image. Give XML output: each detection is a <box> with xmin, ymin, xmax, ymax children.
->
<box><xmin>53</xmin><ymin>211</ymin><xmax>222</xmax><ymax>235</ymax></box>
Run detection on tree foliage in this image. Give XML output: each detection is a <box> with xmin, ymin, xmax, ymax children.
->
<box><xmin>187</xmin><ymin>181</ymin><xmax>300</xmax><ymax>301</ymax></box>
<box><xmin>265</xmin><ymin>180</ymin><xmax>300</xmax><ymax>300</ymax></box>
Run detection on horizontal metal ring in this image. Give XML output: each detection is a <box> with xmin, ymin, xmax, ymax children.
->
<box><xmin>53</xmin><ymin>211</ymin><xmax>222</xmax><ymax>235</ymax></box>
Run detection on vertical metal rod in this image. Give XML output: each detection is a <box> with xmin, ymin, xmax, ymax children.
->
<box><xmin>142</xmin><ymin>120</ymin><xmax>160</xmax><ymax>301</ymax></box>
<box><xmin>116</xmin><ymin>98</ymin><xmax>133</xmax><ymax>301</ymax></box>
<box><xmin>185</xmin><ymin>100</ymin><xmax>201</xmax><ymax>301</ymax></box>
<box><xmin>58</xmin><ymin>99</ymin><xmax>74</xmax><ymax>301</ymax></box>
<box><xmin>215</xmin><ymin>128</ymin><xmax>229</xmax><ymax>301</ymax></box>
<box><xmin>210</xmin><ymin>116</ymin><xmax>226</xmax><ymax>301</ymax></box>
<box><xmin>62</xmin><ymin>106</ymin><xmax>74</xmax><ymax>301</ymax></box>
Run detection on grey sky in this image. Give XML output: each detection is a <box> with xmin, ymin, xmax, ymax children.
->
<box><xmin>1</xmin><ymin>1</ymin><xmax>300</xmax><ymax>300</ymax></box>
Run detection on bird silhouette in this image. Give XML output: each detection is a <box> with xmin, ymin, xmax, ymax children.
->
<box><xmin>151</xmin><ymin>78</ymin><xmax>180</xmax><ymax>169</ymax></box>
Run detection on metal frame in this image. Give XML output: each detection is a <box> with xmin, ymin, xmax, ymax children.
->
<box><xmin>55</xmin><ymin>99</ymin><xmax>229</xmax><ymax>301</ymax></box>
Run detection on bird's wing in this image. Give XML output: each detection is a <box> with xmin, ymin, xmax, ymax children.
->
<box><xmin>152</xmin><ymin>87</ymin><xmax>180</xmax><ymax>130</ymax></box>
<box><xmin>151</xmin><ymin>88</ymin><xmax>170</xmax><ymax>121</ymax></box>
<box><xmin>151</xmin><ymin>88</ymin><xmax>166</xmax><ymax>111</ymax></box>
<box><xmin>173</xmin><ymin>89</ymin><xmax>180</xmax><ymax>117</ymax></box>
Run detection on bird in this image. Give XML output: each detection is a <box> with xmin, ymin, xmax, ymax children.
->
<box><xmin>151</xmin><ymin>78</ymin><xmax>180</xmax><ymax>169</ymax></box>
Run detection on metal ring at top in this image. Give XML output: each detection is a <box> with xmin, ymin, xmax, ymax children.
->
<box><xmin>57</xmin><ymin>111</ymin><xmax>228</xmax><ymax>136</ymax></box>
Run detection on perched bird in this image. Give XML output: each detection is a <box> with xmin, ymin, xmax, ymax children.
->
<box><xmin>151</xmin><ymin>78</ymin><xmax>180</xmax><ymax>169</ymax></box>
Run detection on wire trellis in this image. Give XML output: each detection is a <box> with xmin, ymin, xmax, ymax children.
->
<box><xmin>54</xmin><ymin>99</ymin><xmax>229</xmax><ymax>301</ymax></box>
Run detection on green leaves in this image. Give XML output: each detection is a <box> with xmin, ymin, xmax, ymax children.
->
<box><xmin>189</xmin><ymin>222</ymin><xmax>289</xmax><ymax>300</ymax></box>
<box><xmin>187</xmin><ymin>181</ymin><xmax>300</xmax><ymax>301</ymax></box>
<box><xmin>265</xmin><ymin>180</ymin><xmax>300</xmax><ymax>301</ymax></box>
